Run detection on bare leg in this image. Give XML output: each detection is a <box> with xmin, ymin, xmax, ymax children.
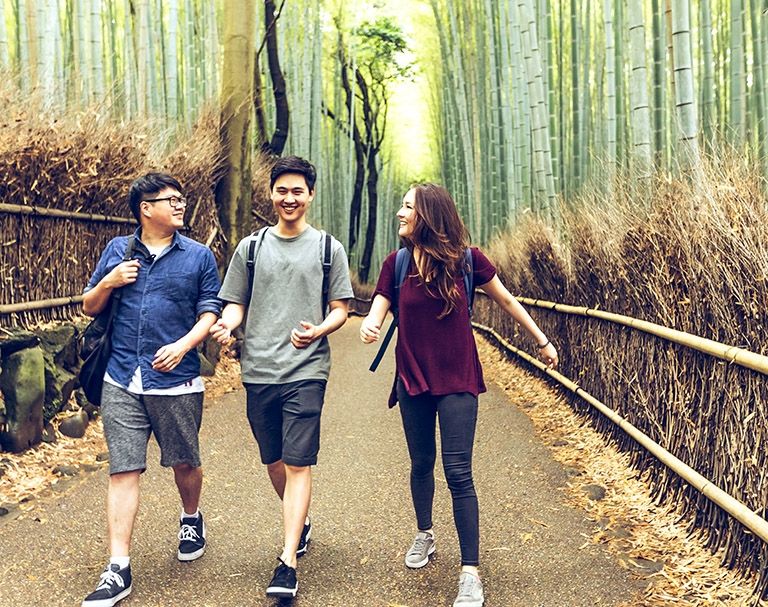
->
<box><xmin>267</xmin><ymin>460</ymin><xmax>286</xmax><ymax>499</ymax></box>
<box><xmin>173</xmin><ymin>464</ymin><xmax>203</xmax><ymax>513</ymax></box>
<box><xmin>278</xmin><ymin>464</ymin><xmax>312</xmax><ymax>568</ymax></box>
<box><xmin>107</xmin><ymin>471</ymin><xmax>141</xmax><ymax>556</ymax></box>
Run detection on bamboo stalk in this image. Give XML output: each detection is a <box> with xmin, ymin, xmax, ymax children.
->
<box><xmin>0</xmin><ymin>202</ymin><xmax>135</xmax><ymax>224</ymax></box>
<box><xmin>0</xmin><ymin>295</ymin><xmax>84</xmax><ymax>315</ymax></box>
<box><xmin>473</xmin><ymin>321</ymin><xmax>768</xmax><ymax>546</ymax></box>
<box><xmin>507</xmin><ymin>293</ymin><xmax>768</xmax><ymax>375</ymax></box>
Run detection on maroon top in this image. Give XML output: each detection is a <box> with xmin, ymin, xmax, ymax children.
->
<box><xmin>374</xmin><ymin>247</ymin><xmax>497</xmax><ymax>406</ymax></box>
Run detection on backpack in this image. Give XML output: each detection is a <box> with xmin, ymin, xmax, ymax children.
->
<box><xmin>246</xmin><ymin>226</ymin><xmax>333</xmax><ymax>315</ymax></box>
<box><xmin>369</xmin><ymin>247</ymin><xmax>474</xmax><ymax>372</ymax></box>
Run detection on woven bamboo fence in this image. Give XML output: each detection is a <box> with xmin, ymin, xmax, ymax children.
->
<box><xmin>0</xmin><ymin>105</ymin><xmax>228</xmax><ymax>328</ymax></box>
<box><xmin>474</xmin><ymin>170</ymin><xmax>768</xmax><ymax>595</ymax></box>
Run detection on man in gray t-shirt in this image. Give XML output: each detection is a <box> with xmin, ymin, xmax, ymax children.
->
<box><xmin>211</xmin><ymin>156</ymin><xmax>353</xmax><ymax>600</ymax></box>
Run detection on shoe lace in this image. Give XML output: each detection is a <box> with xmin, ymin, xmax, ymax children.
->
<box><xmin>96</xmin><ymin>568</ymin><xmax>125</xmax><ymax>592</ymax></box>
<box><xmin>457</xmin><ymin>574</ymin><xmax>478</xmax><ymax>598</ymax></box>
<box><xmin>408</xmin><ymin>535</ymin><xmax>429</xmax><ymax>556</ymax></box>
<box><xmin>178</xmin><ymin>523</ymin><xmax>200</xmax><ymax>542</ymax></box>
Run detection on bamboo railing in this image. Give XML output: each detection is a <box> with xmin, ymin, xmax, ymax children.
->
<box><xmin>0</xmin><ymin>202</ymin><xmax>135</xmax><ymax>224</ymax></box>
<box><xmin>472</xmin><ymin>321</ymin><xmax>768</xmax><ymax>545</ymax></box>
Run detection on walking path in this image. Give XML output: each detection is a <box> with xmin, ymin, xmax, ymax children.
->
<box><xmin>0</xmin><ymin>318</ymin><xmax>643</xmax><ymax>607</ymax></box>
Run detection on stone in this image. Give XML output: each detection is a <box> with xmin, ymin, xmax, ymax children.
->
<box><xmin>582</xmin><ymin>484</ymin><xmax>607</xmax><ymax>501</ymax></box>
<box><xmin>42</xmin><ymin>350</ymin><xmax>77</xmax><ymax>424</ymax></box>
<box><xmin>0</xmin><ymin>506</ymin><xmax>9</xmax><ymax>516</ymax></box>
<box><xmin>58</xmin><ymin>410</ymin><xmax>88</xmax><ymax>439</ymax></box>
<box><xmin>38</xmin><ymin>325</ymin><xmax>79</xmax><ymax>371</ymax></box>
<box><xmin>82</xmin><ymin>402</ymin><xmax>99</xmax><ymax>420</ymax></box>
<box><xmin>41</xmin><ymin>423</ymin><xmax>57</xmax><ymax>444</ymax></box>
<box><xmin>0</xmin><ymin>329</ymin><xmax>40</xmax><ymax>357</ymax></box>
<box><xmin>0</xmin><ymin>346</ymin><xmax>45</xmax><ymax>452</ymax></box>
<box><xmin>552</xmin><ymin>439</ymin><xmax>569</xmax><ymax>447</ymax></box>
<box><xmin>96</xmin><ymin>452</ymin><xmax>110</xmax><ymax>462</ymax></box>
<box><xmin>198</xmin><ymin>352</ymin><xmax>215</xmax><ymax>377</ymax></box>
<box><xmin>53</xmin><ymin>465</ymin><xmax>79</xmax><ymax>477</ymax></box>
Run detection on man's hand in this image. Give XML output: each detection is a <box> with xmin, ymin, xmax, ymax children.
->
<box><xmin>107</xmin><ymin>259</ymin><xmax>141</xmax><ymax>288</ymax></box>
<box><xmin>291</xmin><ymin>321</ymin><xmax>320</xmax><ymax>349</ymax></box>
<box><xmin>209</xmin><ymin>319</ymin><xmax>234</xmax><ymax>345</ymax></box>
<box><xmin>152</xmin><ymin>341</ymin><xmax>191</xmax><ymax>372</ymax></box>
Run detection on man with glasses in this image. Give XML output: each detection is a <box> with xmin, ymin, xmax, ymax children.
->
<box><xmin>81</xmin><ymin>173</ymin><xmax>221</xmax><ymax>607</ymax></box>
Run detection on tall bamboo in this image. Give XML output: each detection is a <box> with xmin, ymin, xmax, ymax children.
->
<box><xmin>627</xmin><ymin>0</ymin><xmax>653</xmax><ymax>184</ymax></box>
<box><xmin>700</xmin><ymin>0</ymin><xmax>716</xmax><ymax>150</ymax></box>
<box><xmin>165</xmin><ymin>0</ymin><xmax>179</xmax><ymax>120</ymax></box>
<box><xmin>0</xmin><ymin>1</ymin><xmax>8</xmax><ymax>68</ymax></box>
<box><xmin>604</xmin><ymin>0</ymin><xmax>617</xmax><ymax>188</ymax></box>
<box><xmin>89</xmin><ymin>0</ymin><xmax>103</xmax><ymax>102</ymax></box>
<box><xmin>730</xmin><ymin>0</ymin><xmax>746</xmax><ymax>144</ymax></box>
<box><xmin>671</xmin><ymin>0</ymin><xmax>701</xmax><ymax>171</ymax></box>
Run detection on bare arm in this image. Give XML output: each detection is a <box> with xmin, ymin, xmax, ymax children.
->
<box><xmin>152</xmin><ymin>311</ymin><xmax>219</xmax><ymax>372</ymax></box>
<box><xmin>359</xmin><ymin>294</ymin><xmax>392</xmax><ymax>344</ymax></box>
<box><xmin>478</xmin><ymin>275</ymin><xmax>559</xmax><ymax>368</ymax></box>
<box><xmin>291</xmin><ymin>299</ymin><xmax>350</xmax><ymax>349</ymax></box>
<box><xmin>209</xmin><ymin>302</ymin><xmax>246</xmax><ymax>344</ymax></box>
<box><xmin>82</xmin><ymin>259</ymin><xmax>141</xmax><ymax>316</ymax></box>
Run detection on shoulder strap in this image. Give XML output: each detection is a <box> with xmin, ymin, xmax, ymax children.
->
<box><xmin>463</xmin><ymin>247</ymin><xmax>474</xmax><ymax>317</ymax></box>
<box><xmin>320</xmin><ymin>230</ymin><xmax>332</xmax><ymax>316</ymax></box>
<box><xmin>369</xmin><ymin>248</ymin><xmax>410</xmax><ymax>372</ymax></box>
<box><xmin>104</xmin><ymin>235</ymin><xmax>136</xmax><ymax>328</ymax></box>
<box><xmin>247</xmin><ymin>227</ymin><xmax>269</xmax><ymax>303</ymax></box>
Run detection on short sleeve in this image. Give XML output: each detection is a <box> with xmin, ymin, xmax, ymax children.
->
<box><xmin>471</xmin><ymin>247</ymin><xmax>497</xmax><ymax>286</ymax></box>
<box><xmin>218</xmin><ymin>238</ymin><xmax>251</xmax><ymax>305</ymax></box>
<box><xmin>373</xmin><ymin>251</ymin><xmax>398</xmax><ymax>302</ymax></box>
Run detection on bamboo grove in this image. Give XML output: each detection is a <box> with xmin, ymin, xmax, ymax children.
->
<box><xmin>428</xmin><ymin>0</ymin><xmax>768</xmax><ymax>241</ymax></box>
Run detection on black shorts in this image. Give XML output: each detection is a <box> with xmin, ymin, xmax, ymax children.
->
<box><xmin>244</xmin><ymin>379</ymin><xmax>327</xmax><ymax>467</ymax></box>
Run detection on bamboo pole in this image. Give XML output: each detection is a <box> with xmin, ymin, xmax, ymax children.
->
<box><xmin>472</xmin><ymin>321</ymin><xmax>768</xmax><ymax>546</ymax></box>
<box><xmin>0</xmin><ymin>295</ymin><xmax>84</xmax><ymax>315</ymax></box>
<box><xmin>508</xmin><ymin>294</ymin><xmax>768</xmax><ymax>375</ymax></box>
<box><xmin>0</xmin><ymin>203</ymin><xmax>135</xmax><ymax>224</ymax></box>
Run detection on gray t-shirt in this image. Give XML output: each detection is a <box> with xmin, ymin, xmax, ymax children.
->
<box><xmin>219</xmin><ymin>225</ymin><xmax>354</xmax><ymax>384</ymax></box>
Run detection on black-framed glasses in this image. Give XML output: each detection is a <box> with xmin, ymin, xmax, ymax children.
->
<box><xmin>143</xmin><ymin>195</ymin><xmax>188</xmax><ymax>209</ymax></box>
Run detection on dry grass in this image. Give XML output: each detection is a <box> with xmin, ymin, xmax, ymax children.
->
<box><xmin>477</xmin><ymin>335</ymin><xmax>764</xmax><ymax>606</ymax></box>
<box><xmin>475</xmin><ymin>158</ymin><xmax>768</xmax><ymax>595</ymax></box>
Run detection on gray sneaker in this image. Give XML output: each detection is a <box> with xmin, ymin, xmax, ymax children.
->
<box><xmin>404</xmin><ymin>531</ymin><xmax>435</xmax><ymax>568</ymax></box>
<box><xmin>453</xmin><ymin>572</ymin><xmax>484</xmax><ymax>607</ymax></box>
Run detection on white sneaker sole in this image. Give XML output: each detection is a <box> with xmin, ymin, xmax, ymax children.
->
<box><xmin>405</xmin><ymin>542</ymin><xmax>436</xmax><ymax>569</ymax></box>
<box><xmin>81</xmin><ymin>585</ymin><xmax>132</xmax><ymax>607</ymax></box>
<box><xmin>266</xmin><ymin>583</ymin><xmax>298</xmax><ymax>598</ymax></box>
<box><xmin>177</xmin><ymin>545</ymin><xmax>205</xmax><ymax>561</ymax></box>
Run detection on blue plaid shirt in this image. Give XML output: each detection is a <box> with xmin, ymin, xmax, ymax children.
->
<box><xmin>85</xmin><ymin>228</ymin><xmax>222</xmax><ymax>390</ymax></box>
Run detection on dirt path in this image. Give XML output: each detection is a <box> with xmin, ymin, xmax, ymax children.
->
<box><xmin>0</xmin><ymin>318</ymin><xmax>643</xmax><ymax>607</ymax></box>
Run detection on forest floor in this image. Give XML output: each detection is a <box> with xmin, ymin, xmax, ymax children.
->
<box><xmin>0</xmin><ymin>318</ymin><xmax>762</xmax><ymax>606</ymax></box>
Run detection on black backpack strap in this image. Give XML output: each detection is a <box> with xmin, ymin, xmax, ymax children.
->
<box><xmin>369</xmin><ymin>248</ymin><xmax>411</xmax><ymax>372</ymax></box>
<box><xmin>463</xmin><ymin>247</ymin><xmax>474</xmax><ymax>317</ymax></box>
<box><xmin>105</xmin><ymin>235</ymin><xmax>136</xmax><ymax>328</ymax></box>
<box><xmin>246</xmin><ymin>227</ymin><xmax>269</xmax><ymax>304</ymax></box>
<box><xmin>321</xmin><ymin>230</ymin><xmax>332</xmax><ymax>316</ymax></box>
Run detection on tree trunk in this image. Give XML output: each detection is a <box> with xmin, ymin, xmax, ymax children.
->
<box><xmin>265</xmin><ymin>0</ymin><xmax>289</xmax><ymax>155</ymax></box>
<box><xmin>359</xmin><ymin>151</ymin><xmax>379</xmax><ymax>284</ymax></box>
<box><xmin>215</xmin><ymin>0</ymin><xmax>255</xmax><ymax>267</ymax></box>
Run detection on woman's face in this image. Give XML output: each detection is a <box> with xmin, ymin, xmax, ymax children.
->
<box><xmin>397</xmin><ymin>188</ymin><xmax>417</xmax><ymax>239</ymax></box>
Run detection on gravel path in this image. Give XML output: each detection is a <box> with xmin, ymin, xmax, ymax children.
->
<box><xmin>0</xmin><ymin>318</ymin><xmax>643</xmax><ymax>606</ymax></box>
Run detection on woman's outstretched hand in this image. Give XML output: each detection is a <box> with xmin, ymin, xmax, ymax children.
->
<box><xmin>538</xmin><ymin>342</ymin><xmax>559</xmax><ymax>369</ymax></box>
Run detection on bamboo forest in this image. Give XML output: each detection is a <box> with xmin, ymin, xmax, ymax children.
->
<box><xmin>3</xmin><ymin>1</ymin><xmax>768</xmax><ymax>606</ymax></box>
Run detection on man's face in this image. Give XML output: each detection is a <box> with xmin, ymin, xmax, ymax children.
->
<box><xmin>271</xmin><ymin>173</ymin><xmax>314</xmax><ymax>225</ymax></box>
<box><xmin>140</xmin><ymin>186</ymin><xmax>186</xmax><ymax>230</ymax></box>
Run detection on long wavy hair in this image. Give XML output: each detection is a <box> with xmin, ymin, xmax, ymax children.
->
<box><xmin>403</xmin><ymin>183</ymin><xmax>470</xmax><ymax>319</ymax></box>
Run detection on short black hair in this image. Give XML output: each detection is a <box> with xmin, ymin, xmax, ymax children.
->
<box><xmin>270</xmin><ymin>156</ymin><xmax>317</xmax><ymax>191</ymax></box>
<box><xmin>128</xmin><ymin>172</ymin><xmax>184</xmax><ymax>221</ymax></box>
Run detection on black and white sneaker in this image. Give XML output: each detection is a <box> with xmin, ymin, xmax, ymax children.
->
<box><xmin>297</xmin><ymin>518</ymin><xmax>312</xmax><ymax>557</ymax></box>
<box><xmin>177</xmin><ymin>511</ymin><xmax>206</xmax><ymax>561</ymax></box>
<box><xmin>266</xmin><ymin>558</ymin><xmax>298</xmax><ymax>598</ymax></box>
<box><xmin>82</xmin><ymin>563</ymin><xmax>132</xmax><ymax>607</ymax></box>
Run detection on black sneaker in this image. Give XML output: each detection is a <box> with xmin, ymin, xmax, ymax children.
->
<box><xmin>266</xmin><ymin>558</ymin><xmax>298</xmax><ymax>598</ymax></box>
<box><xmin>297</xmin><ymin>518</ymin><xmax>312</xmax><ymax>557</ymax></box>
<box><xmin>177</xmin><ymin>511</ymin><xmax>206</xmax><ymax>561</ymax></box>
<box><xmin>82</xmin><ymin>563</ymin><xmax>132</xmax><ymax>607</ymax></box>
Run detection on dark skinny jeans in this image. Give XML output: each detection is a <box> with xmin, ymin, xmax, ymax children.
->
<box><xmin>397</xmin><ymin>380</ymin><xmax>479</xmax><ymax>566</ymax></box>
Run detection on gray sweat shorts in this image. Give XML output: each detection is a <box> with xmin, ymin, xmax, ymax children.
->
<box><xmin>101</xmin><ymin>381</ymin><xmax>204</xmax><ymax>475</ymax></box>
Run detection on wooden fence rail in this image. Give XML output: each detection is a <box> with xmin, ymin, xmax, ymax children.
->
<box><xmin>0</xmin><ymin>202</ymin><xmax>135</xmax><ymax>224</ymax></box>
